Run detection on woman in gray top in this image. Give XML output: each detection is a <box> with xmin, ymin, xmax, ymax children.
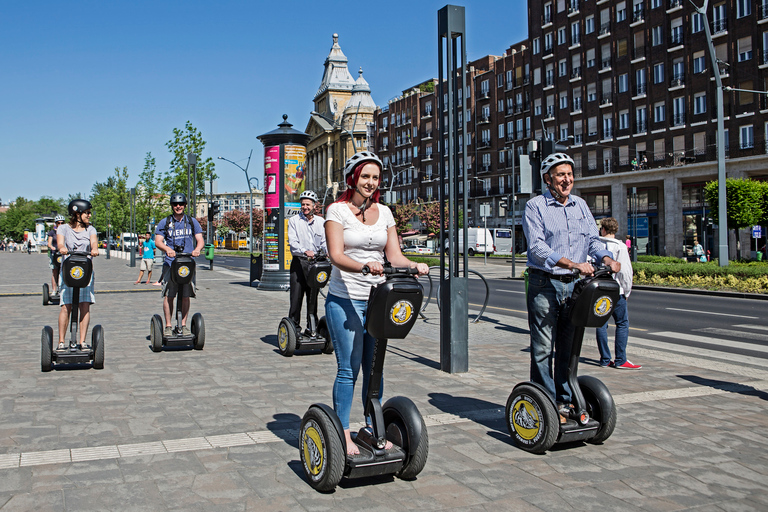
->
<box><xmin>56</xmin><ymin>199</ymin><xmax>99</xmax><ymax>350</ymax></box>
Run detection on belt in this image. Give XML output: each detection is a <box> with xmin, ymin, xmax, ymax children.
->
<box><xmin>528</xmin><ymin>267</ymin><xmax>578</xmax><ymax>283</ymax></box>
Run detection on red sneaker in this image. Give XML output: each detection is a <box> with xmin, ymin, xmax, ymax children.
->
<box><xmin>615</xmin><ymin>360</ymin><xmax>642</xmax><ymax>370</ymax></box>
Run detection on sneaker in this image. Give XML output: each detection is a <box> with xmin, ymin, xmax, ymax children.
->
<box><xmin>599</xmin><ymin>361</ymin><xmax>613</xmax><ymax>368</ymax></box>
<box><xmin>608</xmin><ymin>361</ymin><xmax>616</xmax><ymax>368</ymax></box>
<box><xmin>615</xmin><ymin>360</ymin><xmax>642</xmax><ymax>370</ymax></box>
<box><xmin>182</xmin><ymin>326</ymin><xmax>192</xmax><ymax>336</ymax></box>
<box><xmin>164</xmin><ymin>326</ymin><xmax>173</xmax><ymax>337</ymax></box>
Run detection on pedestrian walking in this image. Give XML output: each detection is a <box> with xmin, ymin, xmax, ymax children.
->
<box><xmin>596</xmin><ymin>218</ymin><xmax>641</xmax><ymax>370</ymax></box>
<box><xmin>135</xmin><ymin>232</ymin><xmax>156</xmax><ymax>284</ymax></box>
<box><xmin>523</xmin><ymin>152</ymin><xmax>620</xmax><ymax>423</ymax></box>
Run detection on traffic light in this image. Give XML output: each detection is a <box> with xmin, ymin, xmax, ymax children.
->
<box><xmin>208</xmin><ymin>201</ymin><xmax>220</xmax><ymax>221</ymax></box>
<box><xmin>532</xmin><ymin>138</ymin><xmax>570</xmax><ymax>194</ymax></box>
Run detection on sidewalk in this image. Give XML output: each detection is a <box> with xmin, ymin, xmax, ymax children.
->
<box><xmin>1</xmin><ymin>251</ymin><xmax>767</xmax><ymax>510</ymax></box>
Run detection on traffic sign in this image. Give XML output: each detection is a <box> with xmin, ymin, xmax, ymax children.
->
<box><xmin>752</xmin><ymin>225</ymin><xmax>762</xmax><ymax>238</ymax></box>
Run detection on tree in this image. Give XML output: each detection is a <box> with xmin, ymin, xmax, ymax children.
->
<box><xmin>89</xmin><ymin>167</ymin><xmax>131</xmax><ymax>236</ymax></box>
<box><xmin>251</xmin><ymin>207</ymin><xmax>264</xmax><ymax>238</ymax></box>
<box><xmin>135</xmin><ymin>152</ymin><xmax>167</xmax><ymax>234</ymax></box>
<box><xmin>223</xmin><ymin>209</ymin><xmax>250</xmax><ymax>235</ymax></box>
<box><xmin>704</xmin><ymin>178</ymin><xmax>766</xmax><ymax>256</ymax></box>
<box><xmin>163</xmin><ymin>121</ymin><xmax>218</xmax><ymax>202</ymax></box>
<box><xmin>417</xmin><ymin>201</ymin><xmax>444</xmax><ymax>235</ymax></box>
<box><xmin>391</xmin><ymin>202</ymin><xmax>418</xmax><ymax>235</ymax></box>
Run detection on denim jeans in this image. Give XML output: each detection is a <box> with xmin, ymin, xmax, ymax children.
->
<box><xmin>527</xmin><ymin>271</ymin><xmax>576</xmax><ymax>404</ymax></box>
<box><xmin>325</xmin><ymin>293</ymin><xmax>380</xmax><ymax>430</ymax></box>
<box><xmin>595</xmin><ymin>294</ymin><xmax>629</xmax><ymax>366</ymax></box>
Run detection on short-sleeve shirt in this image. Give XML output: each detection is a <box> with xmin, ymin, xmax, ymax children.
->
<box><xmin>142</xmin><ymin>239</ymin><xmax>156</xmax><ymax>259</ymax></box>
<box><xmin>325</xmin><ymin>202</ymin><xmax>396</xmax><ymax>301</ymax></box>
<box><xmin>155</xmin><ymin>215</ymin><xmax>202</xmax><ymax>265</ymax></box>
<box><xmin>58</xmin><ymin>224</ymin><xmax>97</xmax><ymax>254</ymax></box>
<box><xmin>47</xmin><ymin>228</ymin><xmax>58</xmax><ymax>252</ymax></box>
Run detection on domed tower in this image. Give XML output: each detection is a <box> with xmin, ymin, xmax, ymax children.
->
<box><xmin>306</xmin><ymin>35</ymin><xmax>378</xmax><ymax>198</ymax></box>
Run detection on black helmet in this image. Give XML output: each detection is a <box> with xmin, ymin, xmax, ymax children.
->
<box><xmin>68</xmin><ymin>199</ymin><xmax>92</xmax><ymax>216</ymax></box>
<box><xmin>170</xmin><ymin>192</ymin><xmax>187</xmax><ymax>205</ymax></box>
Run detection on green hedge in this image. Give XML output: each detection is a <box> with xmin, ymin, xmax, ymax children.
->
<box><xmin>633</xmin><ymin>260</ymin><xmax>768</xmax><ymax>279</ymax></box>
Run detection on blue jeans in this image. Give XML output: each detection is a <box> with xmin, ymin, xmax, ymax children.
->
<box><xmin>596</xmin><ymin>294</ymin><xmax>629</xmax><ymax>366</ymax></box>
<box><xmin>325</xmin><ymin>293</ymin><xmax>380</xmax><ymax>430</ymax></box>
<box><xmin>527</xmin><ymin>272</ymin><xmax>575</xmax><ymax>404</ymax></box>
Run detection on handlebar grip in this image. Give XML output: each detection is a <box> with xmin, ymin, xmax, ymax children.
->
<box><xmin>361</xmin><ymin>265</ymin><xmax>370</xmax><ymax>276</ymax></box>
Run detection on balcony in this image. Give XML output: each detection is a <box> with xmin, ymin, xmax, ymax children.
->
<box><xmin>422</xmin><ymin>131</ymin><xmax>433</xmax><ymax>140</ymax></box>
<box><xmin>602</xmin><ymin>129</ymin><xmax>614</xmax><ymax>140</ymax></box>
<box><xmin>516</xmin><ymin>103</ymin><xmax>524</xmax><ymax>113</ymax></box>
<box><xmin>599</xmin><ymin>23</ymin><xmax>611</xmax><ymax>37</ymax></box>
<box><xmin>672</xmin><ymin>113</ymin><xmax>685</xmax><ymax>127</ymax></box>
<box><xmin>479</xmin><ymin>89</ymin><xmax>490</xmax><ymax>99</ymax></box>
<box><xmin>635</xmin><ymin>121</ymin><xmax>647</xmax><ymax>134</ymax></box>
<box><xmin>477</xmin><ymin>140</ymin><xmax>491</xmax><ymax>149</ymax></box>
<box><xmin>543</xmin><ymin>13</ymin><xmax>552</xmax><ymax>26</ymax></box>
<box><xmin>544</xmin><ymin>106</ymin><xmax>555</xmax><ymax>119</ymax></box>
<box><xmin>421</xmin><ymin>110</ymin><xmax>433</xmax><ymax>119</ymax></box>
<box><xmin>600</xmin><ymin>59</ymin><xmax>612</xmax><ymax>72</ymax></box>
<box><xmin>544</xmin><ymin>76</ymin><xmax>554</xmax><ymax>88</ymax></box>
<box><xmin>544</xmin><ymin>47</ymin><xmax>554</xmax><ymax>58</ymax></box>
<box><xmin>667</xmin><ymin>0</ymin><xmax>682</xmax><ymax>11</ymax></box>
<box><xmin>568</xmin><ymin>1</ymin><xmax>580</xmax><ymax>15</ymax></box>
<box><xmin>762</xmin><ymin>3</ymin><xmax>768</xmax><ymax>21</ymax></box>
<box><xmin>712</xmin><ymin>18</ymin><xmax>727</xmax><ymax>35</ymax></box>
<box><xmin>631</xmin><ymin>9</ymin><xmax>645</xmax><ymax>24</ymax></box>
<box><xmin>668</xmin><ymin>32</ymin><xmax>684</xmax><ymax>48</ymax></box>
<box><xmin>570</xmin><ymin>35</ymin><xmax>581</xmax><ymax>47</ymax></box>
<box><xmin>634</xmin><ymin>83</ymin><xmax>647</xmax><ymax>97</ymax></box>
<box><xmin>422</xmin><ymin>153</ymin><xmax>433</xmax><ymax>161</ymax></box>
<box><xmin>600</xmin><ymin>94</ymin><xmax>612</xmax><ymax>107</ymax></box>
<box><xmin>380</xmin><ymin>144</ymin><xmax>389</xmax><ymax>152</ymax></box>
<box><xmin>570</xmin><ymin>67</ymin><xmax>582</xmax><ymax>80</ymax></box>
<box><xmin>478</xmin><ymin>115</ymin><xmax>490</xmax><ymax>124</ymax></box>
<box><xmin>762</xmin><ymin>49</ymin><xmax>768</xmax><ymax>66</ymax></box>
<box><xmin>633</xmin><ymin>45</ymin><xmax>645</xmax><ymax>61</ymax></box>
<box><xmin>572</xmin><ymin>99</ymin><xmax>583</xmax><ymax>112</ymax></box>
<box><xmin>669</xmin><ymin>75</ymin><xmax>685</xmax><ymax>88</ymax></box>
<box><xmin>573</xmin><ymin>134</ymin><xmax>583</xmax><ymax>144</ymax></box>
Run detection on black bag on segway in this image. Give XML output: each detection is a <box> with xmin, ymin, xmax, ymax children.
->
<box><xmin>568</xmin><ymin>272</ymin><xmax>620</xmax><ymax>328</ymax></box>
<box><xmin>306</xmin><ymin>259</ymin><xmax>332</xmax><ymax>289</ymax></box>
<box><xmin>171</xmin><ymin>255</ymin><xmax>195</xmax><ymax>285</ymax></box>
<box><xmin>62</xmin><ymin>254</ymin><xmax>93</xmax><ymax>288</ymax></box>
<box><xmin>364</xmin><ymin>275</ymin><xmax>423</xmax><ymax>340</ymax></box>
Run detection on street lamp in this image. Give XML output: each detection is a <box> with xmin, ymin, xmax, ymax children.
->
<box><xmin>129</xmin><ymin>188</ymin><xmax>136</xmax><ymax>267</ymax></box>
<box><xmin>187</xmin><ymin>152</ymin><xmax>198</xmax><ymax>216</ymax></box>
<box><xmin>218</xmin><ymin>150</ymin><xmax>257</xmax><ymax>254</ymax></box>
<box><xmin>472</xmin><ymin>176</ymin><xmax>490</xmax><ymax>266</ymax></box>
<box><xmin>310</xmin><ymin>110</ymin><xmax>363</xmax><ymax>189</ymax></box>
<box><xmin>105</xmin><ymin>201</ymin><xmax>111</xmax><ymax>260</ymax></box>
<box><xmin>386</xmin><ymin>164</ymin><xmax>413</xmax><ymax>204</ymax></box>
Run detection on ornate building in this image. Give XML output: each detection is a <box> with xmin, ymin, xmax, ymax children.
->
<box><xmin>305</xmin><ymin>34</ymin><xmax>377</xmax><ymax>201</ymax></box>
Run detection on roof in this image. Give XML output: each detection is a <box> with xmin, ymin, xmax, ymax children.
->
<box><xmin>315</xmin><ymin>34</ymin><xmax>356</xmax><ymax>100</ymax></box>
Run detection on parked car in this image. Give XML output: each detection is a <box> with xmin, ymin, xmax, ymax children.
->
<box><xmin>402</xmin><ymin>245</ymin><xmax>432</xmax><ymax>255</ymax></box>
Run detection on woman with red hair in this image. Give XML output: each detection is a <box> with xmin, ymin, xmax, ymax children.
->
<box><xmin>324</xmin><ymin>151</ymin><xmax>429</xmax><ymax>456</ymax></box>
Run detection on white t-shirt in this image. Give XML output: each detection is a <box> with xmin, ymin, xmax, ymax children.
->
<box><xmin>325</xmin><ymin>202</ymin><xmax>396</xmax><ymax>301</ymax></box>
<box><xmin>600</xmin><ymin>236</ymin><xmax>633</xmax><ymax>298</ymax></box>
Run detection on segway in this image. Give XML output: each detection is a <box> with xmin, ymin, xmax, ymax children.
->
<box><xmin>149</xmin><ymin>251</ymin><xmax>204</xmax><ymax>352</ymax></box>
<box><xmin>42</xmin><ymin>252</ymin><xmax>63</xmax><ymax>305</ymax></box>
<box><xmin>277</xmin><ymin>250</ymin><xmax>333</xmax><ymax>356</ymax></box>
<box><xmin>299</xmin><ymin>265</ymin><xmax>429</xmax><ymax>492</ymax></box>
<box><xmin>41</xmin><ymin>251</ymin><xmax>104</xmax><ymax>371</ymax></box>
<box><xmin>505</xmin><ymin>267</ymin><xmax>620</xmax><ymax>453</ymax></box>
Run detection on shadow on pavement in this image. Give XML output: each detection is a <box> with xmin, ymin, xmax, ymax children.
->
<box><xmin>267</xmin><ymin>412</ymin><xmax>301</xmax><ymax>449</ymax></box>
<box><xmin>386</xmin><ymin>344</ymin><xmax>440</xmax><ymax>370</ymax></box>
<box><xmin>679</xmin><ymin>374</ymin><xmax>768</xmax><ymax>401</ymax></box>
<box><xmin>428</xmin><ymin>392</ymin><xmax>508</xmax><ymax>436</ymax></box>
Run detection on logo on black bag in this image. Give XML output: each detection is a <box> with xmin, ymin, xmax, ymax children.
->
<box><xmin>70</xmin><ymin>266</ymin><xmax>84</xmax><ymax>280</ymax></box>
<box><xmin>178</xmin><ymin>266</ymin><xmax>190</xmax><ymax>278</ymax></box>
<box><xmin>594</xmin><ymin>296</ymin><xmax>612</xmax><ymax>317</ymax></box>
<box><xmin>390</xmin><ymin>300</ymin><xmax>413</xmax><ymax>325</ymax></box>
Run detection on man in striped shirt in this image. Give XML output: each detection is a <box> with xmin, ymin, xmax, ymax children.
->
<box><xmin>523</xmin><ymin>153</ymin><xmax>621</xmax><ymax>423</ymax></box>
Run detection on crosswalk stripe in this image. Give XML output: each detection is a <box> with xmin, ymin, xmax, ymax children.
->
<box><xmin>646</xmin><ymin>331</ymin><xmax>768</xmax><ymax>355</ymax></box>
<box><xmin>697</xmin><ymin>327</ymin><xmax>768</xmax><ymax>343</ymax></box>
<box><xmin>665</xmin><ymin>308</ymin><xmax>758</xmax><ymax>319</ymax></box>
<box><xmin>631</xmin><ymin>337</ymin><xmax>768</xmax><ymax>369</ymax></box>
<box><xmin>733</xmin><ymin>324</ymin><xmax>768</xmax><ymax>332</ymax></box>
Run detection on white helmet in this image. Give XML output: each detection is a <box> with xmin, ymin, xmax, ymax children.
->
<box><xmin>540</xmin><ymin>152</ymin><xmax>574</xmax><ymax>176</ymax></box>
<box><xmin>343</xmin><ymin>151</ymin><xmax>383</xmax><ymax>185</ymax></box>
<box><xmin>299</xmin><ymin>190</ymin><xmax>318</xmax><ymax>203</ymax></box>
<box><xmin>54</xmin><ymin>214</ymin><xmax>65</xmax><ymax>222</ymax></box>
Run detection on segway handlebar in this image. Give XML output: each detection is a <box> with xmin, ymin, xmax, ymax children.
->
<box><xmin>571</xmin><ymin>264</ymin><xmax>614</xmax><ymax>278</ymax></box>
<box><xmin>361</xmin><ymin>265</ymin><xmax>419</xmax><ymax>276</ymax></box>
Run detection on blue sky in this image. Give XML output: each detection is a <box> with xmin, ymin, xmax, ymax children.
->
<box><xmin>1</xmin><ymin>1</ymin><xmax>527</xmax><ymax>203</ymax></box>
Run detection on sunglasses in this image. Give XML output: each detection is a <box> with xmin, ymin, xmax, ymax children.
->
<box><xmin>171</xmin><ymin>203</ymin><xmax>186</xmax><ymax>207</ymax></box>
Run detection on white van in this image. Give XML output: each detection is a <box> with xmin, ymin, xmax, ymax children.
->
<box><xmin>492</xmin><ymin>228</ymin><xmax>514</xmax><ymax>254</ymax></box>
<box><xmin>445</xmin><ymin>227</ymin><xmax>495</xmax><ymax>255</ymax></box>
<box><xmin>119</xmin><ymin>232</ymin><xmax>139</xmax><ymax>251</ymax></box>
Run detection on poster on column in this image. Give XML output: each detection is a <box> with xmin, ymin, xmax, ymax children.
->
<box><xmin>263</xmin><ymin>146</ymin><xmax>280</xmax><ymax>270</ymax></box>
<box><xmin>282</xmin><ymin>144</ymin><xmax>306</xmax><ymax>270</ymax></box>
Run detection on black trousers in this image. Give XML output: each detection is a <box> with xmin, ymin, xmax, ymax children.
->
<box><xmin>289</xmin><ymin>257</ymin><xmax>319</xmax><ymax>329</ymax></box>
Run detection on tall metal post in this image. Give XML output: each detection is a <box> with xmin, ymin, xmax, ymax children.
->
<box><xmin>106</xmin><ymin>202</ymin><xmax>111</xmax><ymax>260</ymax></box>
<box><xmin>438</xmin><ymin>5</ymin><xmax>468</xmax><ymax>374</ymax></box>
<box><xmin>129</xmin><ymin>188</ymin><xmax>136</xmax><ymax>267</ymax></box>
<box><xmin>187</xmin><ymin>152</ymin><xmax>198</xmax><ymax>220</ymax></box>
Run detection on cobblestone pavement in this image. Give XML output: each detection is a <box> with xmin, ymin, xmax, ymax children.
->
<box><xmin>1</xmin><ymin>251</ymin><xmax>767</xmax><ymax>511</ymax></box>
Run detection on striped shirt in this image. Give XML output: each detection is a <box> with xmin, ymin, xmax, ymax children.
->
<box><xmin>523</xmin><ymin>190</ymin><xmax>611</xmax><ymax>275</ymax></box>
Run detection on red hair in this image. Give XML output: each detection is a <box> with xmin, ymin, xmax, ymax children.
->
<box><xmin>332</xmin><ymin>161</ymin><xmax>382</xmax><ymax>207</ymax></box>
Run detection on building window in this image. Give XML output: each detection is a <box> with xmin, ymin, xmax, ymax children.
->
<box><xmin>654</xmin><ymin>102</ymin><xmax>665</xmax><ymax>123</ymax></box>
<box><xmin>693</xmin><ymin>52</ymin><xmax>706</xmax><ymax>74</ymax></box>
<box><xmin>619</xmin><ymin>110</ymin><xmax>629</xmax><ymax>130</ymax></box>
<box><xmin>544</xmin><ymin>32</ymin><xmax>553</xmax><ymax>52</ymax></box>
<box><xmin>586</xmin><ymin>48</ymin><xmax>596</xmax><ymax>68</ymax></box>
<box><xmin>559</xmin><ymin>59</ymin><xmax>567</xmax><ymax>76</ymax></box>
<box><xmin>533</xmin><ymin>38</ymin><xmax>540</xmax><ymax>54</ymax></box>
<box><xmin>672</xmin><ymin>97</ymin><xmax>685</xmax><ymax>126</ymax></box>
<box><xmin>498</xmin><ymin>124</ymin><xmax>505</xmax><ymax>138</ymax></box>
<box><xmin>736</xmin><ymin>0</ymin><xmax>751</xmax><ymax>18</ymax></box>
<box><xmin>738</xmin><ymin>37</ymin><xmax>753</xmax><ymax>62</ymax></box>
<box><xmin>617</xmin><ymin>1</ymin><xmax>627</xmax><ymax>22</ymax></box>
<box><xmin>585</xmin><ymin>15</ymin><xmax>595</xmax><ymax>34</ymax></box>
<box><xmin>694</xmin><ymin>93</ymin><xmax>706</xmax><ymax>115</ymax></box>
<box><xmin>571</xmin><ymin>21</ymin><xmax>581</xmax><ymax>45</ymax></box>
<box><xmin>651</xmin><ymin>25</ymin><xmax>663</xmax><ymax>46</ymax></box>
<box><xmin>558</xmin><ymin>27</ymin><xmax>567</xmax><ymax>45</ymax></box>
<box><xmin>692</xmin><ymin>12</ymin><xmax>704</xmax><ymax>33</ymax></box>
<box><xmin>560</xmin><ymin>93</ymin><xmax>568</xmax><ymax>109</ymax></box>
<box><xmin>740</xmin><ymin>125</ymin><xmax>754</xmax><ymax>149</ymax></box>
<box><xmin>651</xmin><ymin>0</ymin><xmax>661</xmax><ymax>7</ymax></box>
<box><xmin>652</xmin><ymin>63</ymin><xmax>663</xmax><ymax>84</ymax></box>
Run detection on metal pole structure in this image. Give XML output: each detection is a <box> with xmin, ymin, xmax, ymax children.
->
<box><xmin>438</xmin><ymin>5</ymin><xmax>468</xmax><ymax>374</ymax></box>
<box><xmin>106</xmin><ymin>202</ymin><xmax>110</xmax><ymax>259</ymax></box>
<box><xmin>693</xmin><ymin>0</ymin><xmax>727</xmax><ymax>266</ymax></box>
<box><xmin>483</xmin><ymin>212</ymin><xmax>487</xmax><ymax>266</ymax></box>
<box><xmin>129</xmin><ymin>188</ymin><xmax>136</xmax><ymax>267</ymax></box>
<box><xmin>510</xmin><ymin>193</ymin><xmax>516</xmax><ymax>278</ymax></box>
<box><xmin>187</xmin><ymin>152</ymin><xmax>198</xmax><ymax>221</ymax></box>
<box><xmin>217</xmin><ymin>151</ymin><xmax>253</xmax><ymax>253</ymax></box>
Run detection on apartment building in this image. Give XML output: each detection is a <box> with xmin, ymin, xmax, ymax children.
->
<box><xmin>528</xmin><ymin>0</ymin><xmax>768</xmax><ymax>257</ymax></box>
<box><xmin>196</xmin><ymin>189</ymin><xmax>264</xmax><ymax>221</ymax></box>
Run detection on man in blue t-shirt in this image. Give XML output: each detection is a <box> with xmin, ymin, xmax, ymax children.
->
<box><xmin>135</xmin><ymin>232</ymin><xmax>156</xmax><ymax>284</ymax></box>
<box><xmin>155</xmin><ymin>193</ymin><xmax>204</xmax><ymax>337</ymax></box>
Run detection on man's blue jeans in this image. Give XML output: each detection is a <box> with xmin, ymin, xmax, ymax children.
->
<box><xmin>527</xmin><ymin>271</ymin><xmax>575</xmax><ymax>404</ymax></box>
<box><xmin>325</xmin><ymin>293</ymin><xmax>379</xmax><ymax>430</ymax></box>
<box><xmin>596</xmin><ymin>294</ymin><xmax>629</xmax><ymax>366</ymax></box>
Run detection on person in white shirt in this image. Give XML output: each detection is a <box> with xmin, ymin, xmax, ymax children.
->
<box><xmin>287</xmin><ymin>190</ymin><xmax>327</xmax><ymax>332</ymax></box>
<box><xmin>324</xmin><ymin>151</ymin><xmax>429</xmax><ymax>456</ymax></box>
<box><xmin>596</xmin><ymin>217</ymin><xmax>641</xmax><ymax>370</ymax></box>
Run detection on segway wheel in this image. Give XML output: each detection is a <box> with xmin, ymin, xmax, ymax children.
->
<box><xmin>41</xmin><ymin>326</ymin><xmax>53</xmax><ymax>372</ymax></box>
<box><xmin>318</xmin><ymin>317</ymin><xmax>334</xmax><ymax>354</ymax></box>
<box><xmin>42</xmin><ymin>283</ymin><xmax>50</xmax><ymax>306</ymax></box>
<box><xmin>191</xmin><ymin>312</ymin><xmax>205</xmax><ymax>350</ymax></box>
<box><xmin>505</xmin><ymin>384</ymin><xmax>559</xmax><ymax>454</ymax></box>
<box><xmin>150</xmin><ymin>314</ymin><xmax>163</xmax><ymax>353</ymax></box>
<box><xmin>92</xmin><ymin>325</ymin><xmax>105</xmax><ymax>369</ymax></box>
<box><xmin>277</xmin><ymin>318</ymin><xmax>297</xmax><ymax>357</ymax></box>
<box><xmin>579</xmin><ymin>375</ymin><xmax>617</xmax><ymax>445</ymax></box>
<box><xmin>383</xmin><ymin>397</ymin><xmax>429</xmax><ymax>480</ymax></box>
<box><xmin>299</xmin><ymin>406</ymin><xmax>345</xmax><ymax>492</ymax></box>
